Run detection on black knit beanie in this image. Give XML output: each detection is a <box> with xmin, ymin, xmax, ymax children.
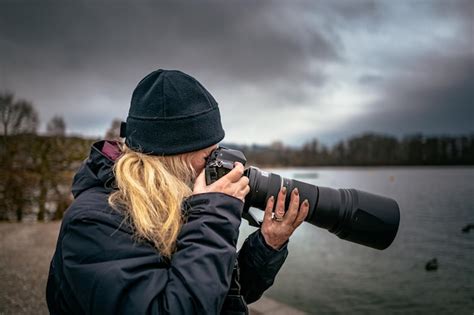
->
<box><xmin>120</xmin><ymin>69</ymin><xmax>225</xmax><ymax>155</ymax></box>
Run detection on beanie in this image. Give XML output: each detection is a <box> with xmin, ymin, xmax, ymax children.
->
<box><xmin>120</xmin><ymin>69</ymin><xmax>225</xmax><ymax>155</ymax></box>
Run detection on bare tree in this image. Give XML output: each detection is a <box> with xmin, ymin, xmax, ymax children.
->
<box><xmin>46</xmin><ymin>115</ymin><xmax>66</xmax><ymax>136</ymax></box>
<box><xmin>0</xmin><ymin>91</ymin><xmax>38</xmax><ymax>136</ymax></box>
<box><xmin>0</xmin><ymin>92</ymin><xmax>39</xmax><ymax>221</ymax></box>
<box><xmin>104</xmin><ymin>118</ymin><xmax>122</xmax><ymax>141</ymax></box>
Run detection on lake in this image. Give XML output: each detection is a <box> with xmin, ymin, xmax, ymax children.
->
<box><xmin>237</xmin><ymin>167</ymin><xmax>474</xmax><ymax>314</ymax></box>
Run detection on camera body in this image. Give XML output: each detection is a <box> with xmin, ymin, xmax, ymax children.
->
<box><xmin>205</xmin><ymin>147</ymin><xmax>247</xmax><ymax>185</ymax></box>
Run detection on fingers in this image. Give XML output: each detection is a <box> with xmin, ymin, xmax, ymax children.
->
<box><xmin>224</xmin><ymin>162</ymin><xmax>245</xmax><ymax>183</ymax></box>
<box><xmin>284</xmin><ymin>188</ymin><xmax>300</xmax><ymax>224</ymax></box>
<box><xmin>204</xmin><ymin>163</ymin><xmax>249</xmax><ymax>200</ymax></box>
<box><xmin>293</xmin><ymin>199</ymin><xmax>309</xmax><ymax>228</ymax></box>
<box><xmin>263</xmin><ymin>196</ymin><xmax>275</xmax><ymax>223</ymax></box>
<box><xmin>234</xmin><ymin>175</ymin><xmax>249</xmax><ymax>201</ymax></box>
<box><xmin>238</xmin><ymin>175</ymin><xmax>249</xmax><ymax>189</ymax></box>
<box><xmin>260</xmin><ymin>191</ymin><xmax>307</xmax><ymax>250</ymax></box>
<box><xmin>275</xmin><ymin>186</ymin><xmax>286</xmax><ymax>218</ymax></box>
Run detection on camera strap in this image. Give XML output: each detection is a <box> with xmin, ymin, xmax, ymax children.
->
<box><xmin>221</xmin><ymin>260</ymin><xmax>248</xmax><ymax>315</ymax></box>
<box><xmin>119</xmin><ymin>121</ymin><xmax>127</xmax><ymax>138</ymax></box>
<box><xmin>242</xmin><ymin>211</ymin><xmax>262</xmax><ymax>228</ymax></box>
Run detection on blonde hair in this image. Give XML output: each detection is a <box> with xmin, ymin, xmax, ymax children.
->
<box><xmin>108</xmin><ymin>144</ymin><xmax>196</xmax><ymax>258</ymax></box>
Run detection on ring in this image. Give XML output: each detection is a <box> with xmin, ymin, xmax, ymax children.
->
<box><xmin>272</xmin><ymin>214</ymin><xmax>284</xmax><ymax>222</ymax></box>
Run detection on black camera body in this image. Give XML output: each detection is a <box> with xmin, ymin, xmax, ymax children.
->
<box><xmin>205</xmin><ymin>147</ymin><xmax>247</xmax><ymax>185</ymax></box>
<box><xmin>204</xmin><ymin>146</ymin><xmax>400</xmax><ymax>250</ymax></box>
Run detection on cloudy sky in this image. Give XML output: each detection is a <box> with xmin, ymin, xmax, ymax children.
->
<box><xmin>1</xmin><ymin>0</ymin><xmax>473</xmax><ymax>145</ymax></box>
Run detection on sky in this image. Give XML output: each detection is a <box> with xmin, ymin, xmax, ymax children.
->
<box><xmin>1</xmin><ymin>0</ymin><xmax>473</xmax><ymax>146</ymax></box>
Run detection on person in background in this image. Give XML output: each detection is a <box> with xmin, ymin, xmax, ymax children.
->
<box><xmin>46</xmin><ymin>69</ymin><xmax>309</xmax><ymax>314</ymax></box>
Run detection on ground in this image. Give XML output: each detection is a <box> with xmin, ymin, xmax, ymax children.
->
<box><xmin>0</xmin><ymin>222</ymin><xmax>304</xmax><ymax>315</ymax></box>
<box><xmin>0</xmin><ymin>223</ymin><xmax>57</xmax><ymax>315</ymax></box>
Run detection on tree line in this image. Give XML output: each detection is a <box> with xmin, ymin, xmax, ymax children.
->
<box><xmin>230</xmin><ymin>133</ymin><xmax>474</xmax><ymax>167</ymax></box>
<box><xmin>0</xmin><ymin>92</ymin><xmax>95</xmax><ymax>221</ymax></box>
<box><xmin>1</xmin><ymin>92</ymin><xmax>473</xmax><ymax>222</ymax></box>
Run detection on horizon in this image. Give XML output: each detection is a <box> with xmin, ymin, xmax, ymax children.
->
<box><xmin>5</xmin><ymin>125</ymin><xmax>473</xmax><ymax>149</ymax></box>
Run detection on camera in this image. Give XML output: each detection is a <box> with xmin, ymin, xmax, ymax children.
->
<box><xmin>205</xmin><ymin>147</ymin><xmax>400</xmax><ymax>250</ymax></box>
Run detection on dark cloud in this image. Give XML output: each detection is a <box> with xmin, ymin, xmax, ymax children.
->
<box><xmin>0</xmin><ymin>0</ymin><xmax>343</xmax><ymax>135</ymax></box>
<box><xmin>0</xmin><ymin>1</ymin><xmax>339</xmax><ymax>84</ymax></box>
<box><xmin>376</xmin><ymin>52</ymin><xmax>473</xmax><ymax>133</ymax></box>
<box><xmin>0</xmin><ymin>0</ymin><xmax>473</xmax><ymax>143</ymax></box>
<box><xmin>430</xmin><ymin>0</ymin><xmax>474</xmax><ymax>29</ymax></box>
<box><xmin>322</xmin><ymin>52</ymin><xmax>474</xmax><ymax>141</ymax></box>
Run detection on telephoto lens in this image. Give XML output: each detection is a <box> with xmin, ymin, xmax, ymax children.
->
<box><xmin>205</xmin><ymin>146</ymin><xmax>400</xmax><ymax>250</ymax></box>
<box><xmin>244</xmin><ymin>167</ymin><xmax>400</xmax><ymax>250</ymax></box>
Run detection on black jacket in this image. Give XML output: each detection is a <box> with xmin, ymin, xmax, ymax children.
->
<box><xmin>46</xmin><ymin>141</ymin><xmax>288</xmax><ymax>315</ymax></box>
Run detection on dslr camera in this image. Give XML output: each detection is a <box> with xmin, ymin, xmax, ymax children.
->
<box><xmin>205</xmin><ymin>147</ymin><xmax>400</xmax><ymax>250</ymax></box>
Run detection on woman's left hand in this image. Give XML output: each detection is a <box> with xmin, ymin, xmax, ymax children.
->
<box><xmin>260</xmin><ymin>186</ymin><xmax>309</xmax><ymax>250</ymax></box>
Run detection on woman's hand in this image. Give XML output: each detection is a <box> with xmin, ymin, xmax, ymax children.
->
<box><xmin>261</xmin><ymin>187</ymin><xmax>309</xmax><ymax>250</ymax></box>
<box><xmin>193</xmin><ymin>162</ymin><xmax>250</xmax><ymax>202</ymax></box>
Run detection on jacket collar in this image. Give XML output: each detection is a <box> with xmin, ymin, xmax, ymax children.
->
<box><xmin>71</xmin><ymin>140</ymin><xmax>122</xmax><ymax>198</ymax></box>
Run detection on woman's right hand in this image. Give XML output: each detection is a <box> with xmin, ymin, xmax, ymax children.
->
<box><xmin>193</xmin><ymin>162</ymin><xmax>250</xmax><ymax>202</ymax></box>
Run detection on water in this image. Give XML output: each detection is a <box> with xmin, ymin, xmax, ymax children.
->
<box><xmin>237</xmin><ymin>167</ymin><xmax>474</xmax><ymax>314</ymax></box>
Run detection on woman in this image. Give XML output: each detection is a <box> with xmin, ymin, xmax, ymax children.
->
<box><xmin>46</xmin><ymin>69</ymin><xmax>309</xmax><ymax>314</ymax></box>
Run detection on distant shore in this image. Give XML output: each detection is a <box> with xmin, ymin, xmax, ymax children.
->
<box><xmin>262</xmin><ymin>164</ymin><xmax>474</xmax><ymax>169</ymax></box>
